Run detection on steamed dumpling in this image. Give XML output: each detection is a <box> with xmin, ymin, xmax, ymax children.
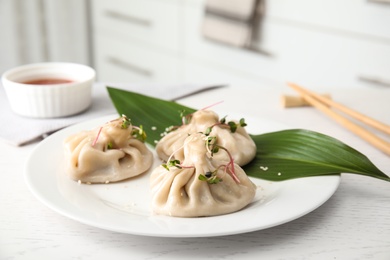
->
<box><xmin>156</xmin><ymin>110</ymin><xmax>256</xmax><ymax>166</ymax></box>
<box><xmin>64</xmin><ymin>115</ymin><xmax>153</xmax><ymax>183</ymax></box>
<box><xmin>150</xmin><ymin>133</ymin><xmax>257</xmax><ymax>217</ymax></box>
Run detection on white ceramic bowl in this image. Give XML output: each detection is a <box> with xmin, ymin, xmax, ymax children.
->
<box><xmin>2</xmin><ymin>62</ymin><xmax>95</xmax><ymax>118</ymax></box>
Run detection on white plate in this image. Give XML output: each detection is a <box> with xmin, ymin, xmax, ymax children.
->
<box><xmin>25</xmin><ymin>114</ymin><xmax>340</xmax><ymax>237</ymax></box>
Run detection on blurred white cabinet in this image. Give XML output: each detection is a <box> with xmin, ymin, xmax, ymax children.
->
<box><xmin>94</xmin><ymin>33</ymin><xmax>180</xmax><ymax>82</ymax></box>
<box><xmin>91</xmin><ymin>0</ymin><xmax>390</xmax><ymax>89</ymax></box>
<box><xmin>92</xmin><ymin>0</ymin><xmax>182</xmax><ymax>83</ymax></box>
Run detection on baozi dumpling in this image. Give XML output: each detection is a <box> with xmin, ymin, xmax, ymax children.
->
<box><xmin>150</xmin><ymin>133</ymin><xmax>257</xmax><ymax>217</ymax></box>
<box><xmin>64</xmin><ymin>115</ymin><xmax>153</xmax><ymax>183</ymax></box>
<box><xmin>156</xmin><ymin>110</ymin><xmax>256</xmax><ymax>166</ymax></box>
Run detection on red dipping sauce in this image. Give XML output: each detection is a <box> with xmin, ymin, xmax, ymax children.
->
<box><xmin>22</xmin><ymin>78</ymin><xmax>73</xmax><ymax>85</ymax></box>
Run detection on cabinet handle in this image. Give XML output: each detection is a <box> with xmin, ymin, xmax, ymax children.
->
<box><xmin>105</xmin><ymin>10</ymin><xmax>152</xmax><ymax>27</ymax></box>
<box><xmin>367</xmin><ymin>0</ymin><xmax>390</xmax><ymax>4</ymax></box>
<box><xmin>107</xmin><ymin>57</ymin><xmax>153</xmax><ymax>77</ymax></box>
<box><xmin>358</xmin><ymin>75</ymin><xmax>390</xmax><ymax>87</ymax></box>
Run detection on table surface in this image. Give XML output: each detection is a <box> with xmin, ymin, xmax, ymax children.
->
<box><xmin>1</xmin><ymin>84</ymin><xmax>390</xmax><ymax>260</ymax></box>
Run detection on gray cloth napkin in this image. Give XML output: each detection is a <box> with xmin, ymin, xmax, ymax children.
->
<box><xmin>0</xmin><ymin>82</ymin><xmax>224</xmax><ymax>146</ymax></box>
<box><xmin>202</xmin><ymin>0</ymin><xmax>263</xmax><ymax>49</ymax></box>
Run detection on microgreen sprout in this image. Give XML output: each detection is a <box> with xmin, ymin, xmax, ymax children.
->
<box><xmin>204</xmin><ymin>135</ymin><xmax>240</xmax><ymax>183</ymax></box>
<box><xmin>92</xmin><ymin>127</ymin><xmax>103</xmax><ymax>147</ymax></box>
<box><xmin>162</xmin><ymin>159</ymin><xmax>182</xmax><ymax>170</ymax></box>
<box><xmin>239</xmin><ymin>118</ymin><xmax>247</xmax><ymax>127</ymax></box>
<box><xmin>218</xmin><ymin>146</ymin><xmax>240</xmax><ymax>183</ymax></box>
<box><xmin>219</xmin><ymin>116</ymin><xmax>227</xmax><ymax>124</ymax></box>
<box><xmin>119</xmin><ymin>114</ymin><xmax>147</xmax><ymax>142</ymax></box>
<box><xmin>205</xmin><ymin>127</ymin><xmax>212</xmax><ymax>136</ymax></box>
<box><xmin>92</xmin><ymin>114</ymin><xmax>147</xmax><ymax>147</ymax></box>
<box><xmin>198</xmin><ymin>170</ymin><xmax>223</xmax><ymax>184</ymax></box>
<box><xmin>121</xmin><ymin>114</ymin><xmax>131</xmax><ymax>129</ymax></box>
<box><xmin>162</xmin><ymin>159</ymin><xmax>194</xmax><ymax>171</ymax></box>
<box><xmin>162</xmin><ymin>110</ymin><xmax>192</xmax><ymax>135</ymax></box>
<box><xmin>226</xmin><ymin>117</ymin><xmax>247</xmax><ymax>133</ymax></box>
<box><xmin>205</xmin><ymin>116</ymin><xmax>247</xmax><ymax>135</ymax></box>
<box><xmin>132</xmin><ymin>125</ymin><xmax>147</xmax><ymax>142</ymax></box>
<box><xmin>120</xmin><ymin>114</ymin><xmax>147</xmax><ymax>142</ymax></box>
<box><xmin>179</xmin><ymin>110</ymin><xmax>193</xmax><ymax>125</ymax></box>
<box><xmin>204</xmin><ymin>136</ymin><xmax>220</xmax><ymax>156</ymax></box>
<box><xmin>200</xmin><ymin>100</ymin><xmax>224</xmax><ymax>110</ymax></box>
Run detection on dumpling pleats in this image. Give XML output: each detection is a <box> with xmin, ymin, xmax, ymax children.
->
<box><xmin>151</xmin><ymin>133</ymin><xmax>256</xmax><ymax>217</ymax></box>
<box><xmin>64</xmin><ymin>117</ymin><xmax>153</xmax><ymax>183</ymax></box>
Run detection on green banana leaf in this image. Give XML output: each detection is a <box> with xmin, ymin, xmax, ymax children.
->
<box><xmin>107</xmin><ymin>87</ymin><xmax>389</xmax><ymax>182</ymax></box>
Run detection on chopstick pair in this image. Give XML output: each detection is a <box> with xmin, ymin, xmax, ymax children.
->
<box><xmin>287</xmin><ymin>82</ymin><xmax>390</xmax><ymax>156</ymax></box>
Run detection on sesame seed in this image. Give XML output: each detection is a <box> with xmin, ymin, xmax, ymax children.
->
<box><xmin>151</xmin><ymin>126</ymin><xmax>157</xmax><ymax>131</ymax></box>
<box><xmin>277</xmin><ymin>172</ymin><xmax>282</xmax><ymax>176</ymax></box>
<box><xmin>260</xmin><ymin>166</ymin><xmax>268</xmax><ymax>171</ymax></box>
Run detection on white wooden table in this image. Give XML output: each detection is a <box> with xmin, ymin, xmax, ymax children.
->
<box><xmin>1</xmin><ymin>85</ymin><xmax>389</xmax><ymax>259</ymax></box>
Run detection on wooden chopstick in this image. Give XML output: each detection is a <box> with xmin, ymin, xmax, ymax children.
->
<box><xmin>289</xmin><ymin>83</ymin><xmax>390</xmax><ymax>135</ymax></box>
<box><xmin>288</xmin><ymin>82</ymin><xmax>390</xmax><ymax>156</ymax></box>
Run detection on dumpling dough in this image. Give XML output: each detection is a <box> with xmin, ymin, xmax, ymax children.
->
<box><xmin>150</xmin><ymin>133</ymin><xmax>257</xmax><ymax>217</ymax></box>
<box><xmin>64</xmin><ymin>116</ymin><xmax>153</xmax><ymax>183</ymax></box>
<box><xmin>156</xmin><ymin>110</ymin><xmax>256</xmax><ymax>166</ymax></box>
